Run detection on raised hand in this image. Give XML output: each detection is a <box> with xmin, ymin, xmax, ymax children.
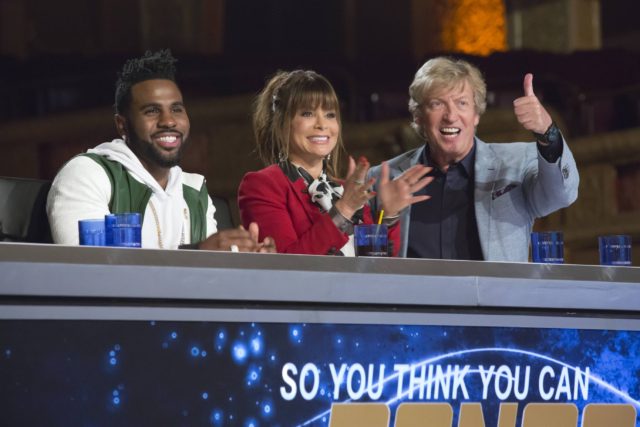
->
<box><xmin>513</xmin><ymin>73</ymin><xmax>553</xmax><ymax>136</ymax></box>
<box><xmin>334</xmin><ymin>156</ymin><xmax>376</xmax><ymax>220</ymax></box>
<box><xmin>377</xmin><ymin>162</ymin><xmax>433</xmax><ymax>217</ymax></box>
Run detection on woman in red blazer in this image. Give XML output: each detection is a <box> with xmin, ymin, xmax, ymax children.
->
<box><xmin>238</xmin><ymin>70</ymin><xmax>432</xmax><ymax>255</ymax></box>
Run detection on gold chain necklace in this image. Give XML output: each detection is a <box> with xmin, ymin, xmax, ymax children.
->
<box><xmin>148</xmin><ymin>200</ymin><xmax>186</xmax><ymax>249</ymax></box>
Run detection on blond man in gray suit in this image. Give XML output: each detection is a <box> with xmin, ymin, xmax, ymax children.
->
<box><xmin>369</xmin><ymin>57</ymin><xmax>579</xmax><ymax>261</ymax></box>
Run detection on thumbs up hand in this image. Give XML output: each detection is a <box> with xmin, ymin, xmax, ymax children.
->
<box><xmin>513</xmin><ymin>73</ymin><xmax>553</xmax><ymax>135</ymax></box>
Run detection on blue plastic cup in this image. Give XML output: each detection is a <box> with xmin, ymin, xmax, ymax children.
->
<box><xmin>106</xmin><ymin>213</ymin><xmax>141</xmax><ymax>248</ymax></box>
<box><xmin>354</xmin><ymin>224</ymin><xmax>388</xmax><ymax>257</ymax></box>
<box><xmin>78</xmin><ymin>219</ymin><xmax>106</xmax><ymax>246</ymax></box>
<box><xmin>531</xmin><ymin>231</ymin><xmax>564</xmax><ymax>264</ymax></box>
<box><xmin>104</xmin><ymin>214</ymin><xmax>116</xmax><ymax>246</ymax></box>
<box><xmin>598</xmin><ymin>235</ymin><xmax>632</xmax><ymax>266</ymax></box>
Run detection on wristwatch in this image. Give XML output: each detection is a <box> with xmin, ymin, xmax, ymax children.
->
<box><xmin>533</xmin><ymin>122</ymin><xmax>560</xmax><ymax>145</ymax></box>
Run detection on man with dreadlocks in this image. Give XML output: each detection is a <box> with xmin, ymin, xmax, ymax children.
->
<box><xmin>47</xmin><ymin>50</ymin><xmax>275</xmax><ymax>252</ymax></box>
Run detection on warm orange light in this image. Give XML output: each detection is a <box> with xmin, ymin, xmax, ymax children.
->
<box><xmin>441</xmin><ymin>0</ymin><xmax>507</xmax><ymax>56</ymax></box>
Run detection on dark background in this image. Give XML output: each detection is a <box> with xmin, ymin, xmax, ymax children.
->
<box><xmin>0</xmin><ymin>0</ymin><xmax>639</xmax><ymax>130</ymax></box>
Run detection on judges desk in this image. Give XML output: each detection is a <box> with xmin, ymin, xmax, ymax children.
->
<box><xmin>1</xmin><ymin>243</ymin><xmax>639</xmax><ymax>427</ymax></box>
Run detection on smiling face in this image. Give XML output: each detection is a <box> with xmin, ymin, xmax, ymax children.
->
<box><xmin>116</xmin><ymin>79</ymin><xmax>190</xmax><ymax>173</ymax></box>
<box><xmin>288</xmin><ymin>106</ymin><xmax>339</xmax><ymax>176</ymax></box>
<box><xmin>416</xmin><ymin>80</ymin><xmax>480</xmax><ymax>170</ymax></box>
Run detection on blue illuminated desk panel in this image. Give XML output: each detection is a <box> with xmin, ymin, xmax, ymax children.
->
<box><xmin>1</xmin><ymin>243</ymin><xmax>639</xmax><ymax>426</ymax></box>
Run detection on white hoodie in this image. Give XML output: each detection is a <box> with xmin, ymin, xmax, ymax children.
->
<box><xmin>47</xmin><ymin>139</ymin><xmax>216</xmax><ymax>248</ymax></box>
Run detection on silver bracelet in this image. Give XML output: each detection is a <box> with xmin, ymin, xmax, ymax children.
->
<box><xmin>381</xmin><ymin>213</ymin><xmax>401</xmax><ymax>226</ymax></box>
<box><xmin>329</xmin><ymin>205</ymin><xmax>354</xmax><ymax>234</ymax></box>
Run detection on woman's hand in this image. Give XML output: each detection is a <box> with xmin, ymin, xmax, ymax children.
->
<box><xmin>377</xmin><ymin>162</ymin><xmax>433</xmax><ymax>217</ymax></box>
<box><xmin>334</xmin><ymin>156</ymin><xmax>376</xmax><ymax>220</ymax></box>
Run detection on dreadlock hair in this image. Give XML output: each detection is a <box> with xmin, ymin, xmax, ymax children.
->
<box><xmin>114</xmin><ymin>49</ymin><xmax>177</xmax><ymax>115</ymax></box>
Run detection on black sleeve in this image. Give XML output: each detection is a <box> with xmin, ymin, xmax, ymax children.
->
<box><xmin>536</xmin><ymin>123</ymin><xmax>563</xmax><ymax>163</ymax></box>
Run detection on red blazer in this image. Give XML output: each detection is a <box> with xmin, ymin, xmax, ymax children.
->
<box><xmin>238</xmin><ymin>164</ymin><xmax>400</xmax><ymax>255</ymax></box>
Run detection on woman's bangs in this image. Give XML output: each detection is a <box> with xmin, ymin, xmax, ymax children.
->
<box><xmin>291</xmin><ymin>79</ymin><xmax>339</xmax><ymax>112</ymax></box>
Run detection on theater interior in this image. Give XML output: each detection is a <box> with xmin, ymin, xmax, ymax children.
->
<box><xmin>1</xmin><ymin>0</ymin><xmax>639</xmax><ymax>264</ymax></box>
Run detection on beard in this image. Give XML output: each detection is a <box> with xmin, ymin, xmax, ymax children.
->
<box><xmin>124</xmin><ymin>124</ymin><xmax>188</xmax><ymax>169</ymax></box>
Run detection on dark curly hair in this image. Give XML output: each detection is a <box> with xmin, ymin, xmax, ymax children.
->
<box><xmin>114</xmin><ymin>49</ymin><xmax>177</xmax><ymax>114</ymax></box>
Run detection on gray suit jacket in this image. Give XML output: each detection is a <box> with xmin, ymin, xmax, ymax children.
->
<box><xmin>368</xmin><ymin>137</ymin><xmax>579</xmax><ymax>262</ymax></box>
